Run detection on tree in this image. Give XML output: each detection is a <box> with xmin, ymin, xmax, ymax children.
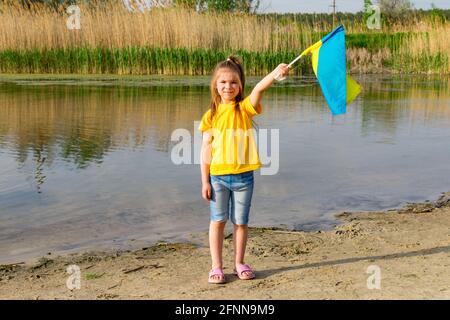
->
<box><xmin>363</xmin><ymin>0</ymin><xmax>373</xmax><ymax>11</ymax></box>
<box><xmin>429</xmin><ymin>3</ymin><xmax>447</xmax><ymax>23</ymax></box>
<box><xmin>377</xmin><ymin>0</ymin><xmax>414</xmax><ymax>18</ymax></box>
<box><xmin>234</xmin><ymin>0</ymin><xmax>260</xmax><ymax>13</ymax></box>
<box><xmin>363</xmin><ymin>0</ymin><xmax>373</xmax><ymax>21</ymax></box>
<box><xmin>173</xmin><ymin>0</ymin><xmax>260</xmax><ymax>13</ymax></box>
<box><xmin>16</xmin><ymin>0</ymin><xmax>87</xmax><ymax>10</ymax></box>
<box><xmin>173</xmin><ymin>0</ymin><xmax>198</xmax><ymax>10</ymax></box>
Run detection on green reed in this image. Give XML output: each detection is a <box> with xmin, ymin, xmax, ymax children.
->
<box><xmin>0</xmin><ymin>36</ymin><xmax>447</xmax><ymax>75</ymax></box>
<box><xmin>0</xmin><ymin>47</ymin><xmax>310</xmax><ymax>76</ymax></box>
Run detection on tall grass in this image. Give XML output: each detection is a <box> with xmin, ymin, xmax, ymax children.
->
<box><xmin>0</xmin><ymin>1</ymin><xmax>289</xmax><ymax>52</ymax></box>
<box><xmin>0</xmin><ymin>0</ymin><xmax>448</xmax><ymax>74</ymax></box>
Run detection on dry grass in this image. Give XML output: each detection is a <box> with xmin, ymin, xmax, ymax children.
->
<box><xmin>0</xmin><ymin>1</ymin><xmax>296</xmax><ymax>52</ymax></box>
<box><xmin>0</xmin><ymin>1</ymin><xmax>445</xmax><ymax>51</ymax></box>
<box><xmin>347</xmin><ymin>47</ymin><xmax>392</xmax><ymax>73</ymax></box>
<box><xmin>0</xmin><ymin>1</ymin><xmax>448</xmax><ymax>74</ymax></box>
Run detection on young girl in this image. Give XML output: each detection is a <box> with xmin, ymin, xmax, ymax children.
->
<box><xmin>199</xmin><ymin>56</ymin><xmax>289</xmax><ymax>284</ymax></box>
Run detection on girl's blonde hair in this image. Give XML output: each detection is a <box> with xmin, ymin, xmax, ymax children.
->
<box><xmin>209</xmin><ymin>55</ymin><xmax>245</xmax><ymax>121</ymax></box>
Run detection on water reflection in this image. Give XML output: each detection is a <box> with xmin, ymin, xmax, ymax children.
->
<box><xmin>0</xmin><ymin>84</ymin><xmax>209</xmax><ymax>157</ymax></box>
<box><xmin>0</xmin><ymin>75</ymin><xmax>449</xmax><ymax>264</ymax></box>
<box><xmin>359</xmin><ymin>76</ymin><xmax>450</xmax><ymax>138</ymax></box>
<box><xmin>2</xmin><ymin>76</ymin><xmax>447</xmax><ymax>174</ymax></box>
<box><xmin>0</xmin><ymin>84</ymin><xmax>211</xmax><ymax>192</ymax></box>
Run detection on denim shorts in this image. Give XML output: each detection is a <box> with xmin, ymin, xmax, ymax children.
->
<box><xmin>209</xmin><ymin>171</ymin><xmax>254</xmax><ymax>225</ymax></box>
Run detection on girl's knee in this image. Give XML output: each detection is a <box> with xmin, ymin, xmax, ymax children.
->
<box><xmin>210</xmin><ymin>220</ymin><xmax>227</xmax><ymax>228</ymax></box>
<box><xmin>233</xmin><ymin>223</ymin><xmax>248</xmax><ymax>228</ymax></box>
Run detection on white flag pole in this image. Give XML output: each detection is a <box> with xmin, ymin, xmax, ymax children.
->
<box><xmin>274</xmin><ymin>53</ymin><xmax>305</xmax><ymax>81</ymax></box>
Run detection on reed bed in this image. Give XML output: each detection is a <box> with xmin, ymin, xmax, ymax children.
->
<box><xmin>0</xmin><ymin>47</ymin><xmax>305</xmax><ymax>75</ymax></box>
<box><xmin>0</xmin><ymin>0</ymin><xmax>448</xmax><ymax>74</ymax></box>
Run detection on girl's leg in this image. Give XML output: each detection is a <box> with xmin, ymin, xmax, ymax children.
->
<box><xmin>209</xmin><ymin>221</ymin><xmax>227</xmax><ymax>273</ymax></box>
<box><xmin>233</xmin><ymin>223</ymin><xmax>248</xmax><ymax>267</ymax></box>
<box><xmin>208</xmin><ymin>175</ymin><xmax>230</xmax><ymax>281</ymax></box>
<box><xmin>233</xmin><ymin>224</ymin><xmax>254</xmax><ymax>279</ymax></box>
<box><xmin>230</xmin><ymin>172</ymin><xmax>254</xmax><ymax>278</ymax></box>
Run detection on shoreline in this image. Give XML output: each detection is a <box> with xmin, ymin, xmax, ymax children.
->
<box><xmin>1</xmin><ymin>73</ymin><xmax>448</xmax><ymax>81</ymax></box>
<box><xmin>1</xmin><ymin>192</ymin><xmax>449</xmax><ymax>299</ymax></box>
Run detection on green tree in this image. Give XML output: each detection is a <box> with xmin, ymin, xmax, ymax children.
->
<box><xmin>234</xmin><ymin>0</ymin><xmax>260</xmax><ymax>13</ymax></box>
<box><xmin>429</xmin><ymin>3</ymin><xmax>447</xmax><ymax>23</ymax></box>
<box><xmin>174</xmin><ymin>0</ymin><xmax>260</xmax><ymax>13</ymax></box>
<box><xmin>173</xmin><ymin>0</ymin><xmax>198</xmax><ymax>10</ymax></box>
<box><xmin>363</xmin><ymin>0</ymin><xmax>373</xmax><ymax>21</ymax></box>
<box><xmin>17</xmin><ymin>0</ymin><xmax>88</xmax><ymax>10</ymax></box>
<box><xmin>377</xmin><ymin>0</ymin><xmax>414</xmax><ymax>19</ymax></box>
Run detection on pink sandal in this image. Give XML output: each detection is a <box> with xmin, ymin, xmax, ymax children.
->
<box><xmin>234</xmin><ymin>263</ymin><xmax>255</xmax><ymax>280</ymax></box>
<box><xmin>208</xmin><ymin>267</ymin><xmax>226</xmax><ymax>284</ymax></box>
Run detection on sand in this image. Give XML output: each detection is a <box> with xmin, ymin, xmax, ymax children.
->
<box><xmin>1</xmin><ymin>193</ymin><xmax>449</xmax><ymax>300</ymax></box>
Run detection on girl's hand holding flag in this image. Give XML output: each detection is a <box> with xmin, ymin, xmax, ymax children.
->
<box><xmin>272</xmin><ymin>64</ymin><xmax>290</xmax><ymax>81</ymax></box>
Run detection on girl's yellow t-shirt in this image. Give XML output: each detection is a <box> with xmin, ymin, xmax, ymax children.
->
<box><xmin>198</xmin><ymin>96</ymin><xmax>262</xmax><ymax>175</ymax></box>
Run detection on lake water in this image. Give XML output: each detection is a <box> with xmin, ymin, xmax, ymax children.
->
<box><xmin>0</xmin><ymin>75</ymin><xmax>449</xmax><ymax>263</ymax></box>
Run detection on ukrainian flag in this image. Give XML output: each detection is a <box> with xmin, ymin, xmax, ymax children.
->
<box><xmin>301</xmin><ymin>25</ymin><xmax>361</xmax><ymax>115</ymax></box>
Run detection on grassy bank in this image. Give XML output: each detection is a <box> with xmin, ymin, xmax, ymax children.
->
<box><xmin>0</xmin><ymin>47</ymin><xmax>304</xmax><ymax>75</ymax></box>
<box><xmin>0</xmin><ymin>1</ymin><xmax>448</xmax><ymax>74</ymax></box>
<box><xmin>1</xmin><ymin>45</ymin><xmax>447</xmax><ymax>76</ymax></box>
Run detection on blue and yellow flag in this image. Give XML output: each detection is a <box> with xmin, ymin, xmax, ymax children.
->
<box><xmin>301</xmin><ymin>25</ymin><xmax>361</xmax><ymax>115</ymax></box>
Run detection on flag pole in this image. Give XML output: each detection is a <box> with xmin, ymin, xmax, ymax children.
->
<box><xmin>287</xmin><ymin>53</ymin><xmax>304</xmax><ymax>68</ymax></box>
<box><xmin>274</xmin><ymin>53</ymin><xmax>305</xmax><ymax>81</ymax></box>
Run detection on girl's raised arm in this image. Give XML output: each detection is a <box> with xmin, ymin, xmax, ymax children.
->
<box><xmin>250</xmin><ymin>64</ymin><xmax>289</xmax><ymax>108</ymax></box>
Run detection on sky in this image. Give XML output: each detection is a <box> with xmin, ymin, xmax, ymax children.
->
<box><xmin>258</xmin><ymin>0</ymin><xmax>450</xmax><ymax>13</ymax></box>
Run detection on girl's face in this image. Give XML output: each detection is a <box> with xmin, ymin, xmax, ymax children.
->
<box><xmin>215</xmin><ymin>70</ymin><xmax>241</xmax><ymax>103</ymax></box>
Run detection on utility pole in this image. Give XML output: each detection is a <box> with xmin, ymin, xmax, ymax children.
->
<box><xmin>330</xmin><ymin>0</ymin><xmax>336</xmax><ymax>28</ymax></box>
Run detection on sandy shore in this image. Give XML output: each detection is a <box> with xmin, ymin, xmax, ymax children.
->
<box><xmin>1</xmin><ymin>193</ymin><xmax>449</xmax><ymax>300</ymax></box>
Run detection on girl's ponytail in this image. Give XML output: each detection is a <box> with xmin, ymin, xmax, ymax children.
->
<box><xmin>225</xmin><ymin>56</ymin><xmax>246</xmax><ymax>96</ymax></box>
